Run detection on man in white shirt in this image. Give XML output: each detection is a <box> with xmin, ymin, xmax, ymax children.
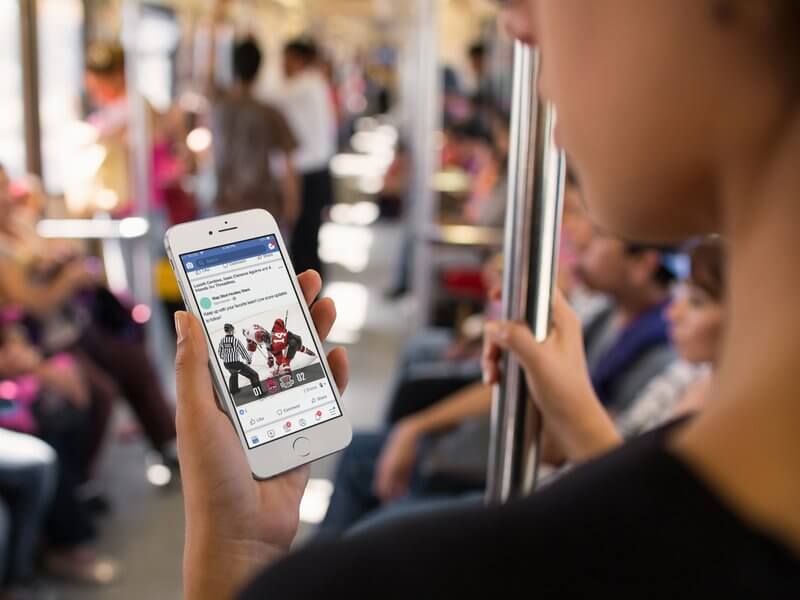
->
<box><xmin>276</xmin><ymin>39</ymin><xmax>337</xmax><ymax>276</ymax></box>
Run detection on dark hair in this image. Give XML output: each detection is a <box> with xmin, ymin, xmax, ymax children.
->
<box><xmin>469</xmin><ymin>42</ymin><xmax>486</xmax><ymax>60</ymax></box>
<box><xmin>626</xmin><ymin>244</ymin><xmax>679</xmax><ymax>288</ymax></box>
<box><xmin>284</xmin><ymin>39</ymin><xmax>318</xmax><ymax>65</ymax></box>
<box><xmin>86</xmin><ymin>42</ymin><xmax>125</xmax><ymax>75</ymax></box>
<box><xmin>688</xmin><ymin>236</ymin><xmax>726</xmax><ymax>301</ymax></box>
<box><xmin>233</xmin><ymin>37</ymin><xmax>262</xmax><ymax>83</ymax></box>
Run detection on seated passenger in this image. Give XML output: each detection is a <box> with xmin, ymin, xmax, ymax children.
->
<box><xmin>0</xmin><ymin>332</ymin><xmax>120</xmax><ymax>586</ymax></box>
<box><xmin>351</xmin><ymin>236</ymin><xmax>726</xmax><ymax>534</ymax></box>
<box><xmin>616</xmin><ymin>237</ymin><xmax>724</xmax><ymax>437</ymax></box>
<box><xmin>321</xmin><ymin>220</ymin><xmax>680</xmax><ymax>534</ymax></box>
<box><xmin>0</xmin><ymin>164</ymin><xmax>178</xmax><ymax>477</ymax></box>
<box><xmin>0</xmin><ymin>430</ymin><xmax>56</xmax><ymax>597</ymax></box>
<box><xmin>385</xmin><ymin>254</ymin><xmax>502</xmax><ymax>423</ymax></box>
<box><xmin>578</xmin><ymin>232</ymin><xmax>678</xmax><ymax>415</ymax></box>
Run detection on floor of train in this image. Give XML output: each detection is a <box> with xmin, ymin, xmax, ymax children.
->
<box><xmin>53</xmin><ymin>221</ymin><xmax>407</xmax><ymax>599</ymax></box>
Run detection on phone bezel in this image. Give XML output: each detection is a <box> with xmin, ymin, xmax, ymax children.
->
<box><xmin>165</xmin><ymin>209</ymin><xmax>352</xmax><ymax>479</ymax></box>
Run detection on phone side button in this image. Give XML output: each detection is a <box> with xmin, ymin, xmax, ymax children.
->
<box><xmin>292</xmin><ymin>437</ymin><xmax>311</xmax><ymax>457</ymax></box>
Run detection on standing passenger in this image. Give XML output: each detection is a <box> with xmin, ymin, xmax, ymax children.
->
<box><xmin>276</xmin><ymin>39</ymin><xmax>337</xmax><ymax>276</ymax></box>
<box><xmin>210</xmin><ymin>37</ymin><xmax>300</xmax><ymax>227</ymax></box>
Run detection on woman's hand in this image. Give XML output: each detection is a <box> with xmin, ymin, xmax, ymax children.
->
<box><xmin>482</xmin><ymin>290</ymin><xmax>621</xmax><ymax>462</ymax></box>
<box><xmin>175</xmin><ymin>270</ymin><xmax>349</xmax><ymax>600</ymax></box>
<box><xmin>373</xmin><ymin>419</ymin><xmax>422</xmax><ymax>502</ymax></box>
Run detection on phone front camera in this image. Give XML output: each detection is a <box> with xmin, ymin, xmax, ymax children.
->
<box><xmin>208</xmin><ymin>231</ymin><xmax>213</xmax><ymax>235</ymax></box>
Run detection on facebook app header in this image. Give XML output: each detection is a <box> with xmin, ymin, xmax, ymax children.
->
<box><xmin>181</xmin><ymin>236</ymin><xmax>280</xmax><ymax>272</ymax></box>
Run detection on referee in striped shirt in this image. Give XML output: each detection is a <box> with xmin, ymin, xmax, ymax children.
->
<box><xmin>218</xmin><ymin>324</ymin><xmax>263</xmax><ymax>397</ymax></box>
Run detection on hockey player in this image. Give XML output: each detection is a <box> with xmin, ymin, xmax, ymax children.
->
<box><xmin>266</xmin><ymin>317</ymin><xmax>315</xmax><ymax>376</ymax></box>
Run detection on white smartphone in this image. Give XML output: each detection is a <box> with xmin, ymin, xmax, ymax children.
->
<box><xmin>164</xmin><ymin>209</ymin><xmax>352</xmax><ymax>479</ymax></box>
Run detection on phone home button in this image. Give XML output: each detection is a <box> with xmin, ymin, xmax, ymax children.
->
<box><xmin>292</xmin><ymin>437</ymin><xmax>311</xmax><ymax>457</ymax></box>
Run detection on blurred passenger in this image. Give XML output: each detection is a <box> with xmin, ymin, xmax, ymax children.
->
<box><xmin>376</xmin><ymin>140</ymin><xmax>409</xmax><ymax>219</ymax></box>
<box><xmin>209</xmin><ymin>35</ymin><xmax>300</xmax><ymax>225</ymax></box>
<box><xmin>441</xmin><ymin>66</ymin><xmax>472</xmax><ymax>128</ymax></box>
<box><xmin>0</xmin><ymin>164</ymin><xmax>177</xmax><ymax>475</ymax></box>
<box><xmin>0</xmin><ymin>430</ymin><xmax>56</xmax><ymax>597</ymax></box>
<box><xmin>466</xmin><ymin>41</ymin><xmax>493</xmax><ymax>125</ymax></box>
<box><xmin>616</xmin><ymin>238</ymin><xmax>724</xmax><ymax>437</ymax></box>
<box><xmin>322</xmin><ymin>221</ymin><xmax>678</xmax><ymax>533</ymax></box>
<box><xmin>82</xmin><ymin>42</ymin><xmax>192</xmax><ymax>219</ymax></box>
<box><xmin>578</xmin><ymin>234</ymin><xmax>677</xmax><ymax>414</ymax></box>
<box><xmin>350</xmin><ymin>238</ymin><xmax>727</xmax><ymax>533</ymax></box>
<box><xmin>462</xmin><ymin>111</ymin><xmax>510</xmax><ymax>227</ymax></box>
<box><xmin>0</xmin><ymin>335</ymin><xmax>120</xmax><ymax>586</ymax></box>
<box><xmin>277</xmin><ymin>39</ymin><xmax>337</xmax><ymax>276</ymax></box>
<box><xmin>385</xmin><ymin>254</ymin><xmax>502</xmax><ymax>423</ymax></box>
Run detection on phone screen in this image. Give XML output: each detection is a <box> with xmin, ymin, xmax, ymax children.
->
<box><xmin>180</xmin><ymin>235</ymin><xmax>342</xmax><ymax>448</ymax></box>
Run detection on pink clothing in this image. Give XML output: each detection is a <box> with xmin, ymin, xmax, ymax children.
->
<box><xmin>0</xmin><ymin>376</ymin><xmax>41</xmax><ymax>434</ymax></box>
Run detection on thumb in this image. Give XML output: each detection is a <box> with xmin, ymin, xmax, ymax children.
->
<box><xmin>484</xmin><ymin>320</ymin><xmax>541</xmax><ymax>374</ymax></box>
<box><xmin>174</xmin><ymin>312</ymin><xmax>217</xmax><ymax>422</ymax></box>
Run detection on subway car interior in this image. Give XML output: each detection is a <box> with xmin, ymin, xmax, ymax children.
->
<box><xmin>1</xmin><ymin>0</ymin><xmax>799</xmax><ymax>599</ymax></box>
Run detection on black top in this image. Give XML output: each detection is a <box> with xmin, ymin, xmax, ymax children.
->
<box><xmin>240</xmin><ymin>422</ymin><xmax>800</xmax><ymax>599</ymax></box>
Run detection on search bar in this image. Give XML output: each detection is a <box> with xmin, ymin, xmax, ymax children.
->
<box><xmin>186</xmin><ymin>245</ymin><xmax>277</xmax><ymax>270</ymax></box>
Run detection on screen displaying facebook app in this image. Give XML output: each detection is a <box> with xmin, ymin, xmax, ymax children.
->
<box><xmin>180</xmin><ymin>236</ymin><xmax>341</xmax><ymax>449</ymax></box>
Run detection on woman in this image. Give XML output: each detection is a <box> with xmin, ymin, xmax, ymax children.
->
<box><xmin>617</xmin><ymin>238</ymin><xmax>725</xmax><ymax>436</ymax></box>
<box><xmin>0</xmin><ymin>164</ymin><xmax>177</xmax><ymax>472</ymax></box>
<box><xmin>173</xmin><ymin>1</ymin><xmax>800</xmax><ymax>597</ymax></box>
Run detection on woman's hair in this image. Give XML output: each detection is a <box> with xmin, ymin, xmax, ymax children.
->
<box><xmin>688</xmin><ymin>236</ymin><xmax>726</xmax><ymax>301</ymax></box>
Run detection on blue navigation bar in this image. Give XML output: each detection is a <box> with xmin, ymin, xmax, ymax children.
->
<box><xmin>181</xmin><ymin>236</ymin><xmax>280</xmax><ymax>271</ymax></box>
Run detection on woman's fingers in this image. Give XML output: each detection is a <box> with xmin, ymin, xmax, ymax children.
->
<box><xmin>174</xmin><ymin>312</ymin><xmax>215</xmax><ymax>419</ymax></box>
<box><xmin>297</xmin><ymin>270</ymin><xmax>323</xmax><ymax>307</ymax></box>
<box><xmin>174</xmin><ymin>311</ymin><xmax>234</xmax><ymax>446</ymax></box>
<box><xmin>326</xmin><ymin>346</ymin><xmax>349</xmax><ymax>395</ymax></box>
<box><xmin>484</xmin><ymin>320</ymin><xmax>540</xmax><ymax>374</ymax></box>
<box><xmin>310</xmin><ymin>297</ymin><xmax>336</xmax><ymax>342</ymax></box>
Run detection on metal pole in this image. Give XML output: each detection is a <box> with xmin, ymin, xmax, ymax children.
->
<box><xmin>485</xmin><ymin>43</ymin><xmax>565</xmax><ymax>505</ymax></box>
<box><xmin>410</xmin><ymin>0</ymin><xmax>441</xmax><ymax>326</ymax></box>
<box><xmin>121</xmin><ymin>0</ymin><xmax>159</xmax><ymax>360</ymax></box>
<box><xmin>19</xmin><ymin>0</ymin><xmax>43</xmax><ymax>177</ymax></box>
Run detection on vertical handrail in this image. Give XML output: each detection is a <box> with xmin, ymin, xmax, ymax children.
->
<box><xmin>121</xmin><ymin>1</ymin><xmax>159</xmax><ymax>362</ymax></box>
<box><xmin>485</xmin><ymin>43</ymin><xmax>565</xmax><ymax>505</ymax></box>
<box><xmin>19</xmin><ymin>0</ymin><xmax>43</xmax><ymax>178</ymax></box>
<box><xmin>410</xmin><ymin>0</ymin><xmax>441</xmax><ymax>327</ymax></box>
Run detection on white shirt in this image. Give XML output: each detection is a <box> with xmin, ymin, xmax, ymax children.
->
<box><xmin>273</xmin><ymin>70</ymin><xmax>336</xmax><ymax>174</ymax></box>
